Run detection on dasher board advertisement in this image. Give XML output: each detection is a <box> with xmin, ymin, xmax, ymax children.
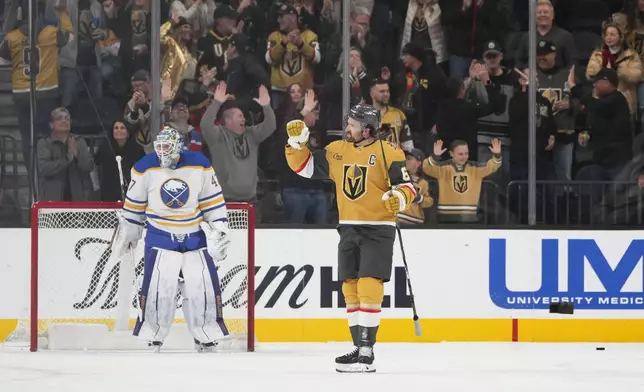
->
<box><xmin>1</xmin><ymin>229</ymin><xmax>643</xmax><ymax>342</ymax></box>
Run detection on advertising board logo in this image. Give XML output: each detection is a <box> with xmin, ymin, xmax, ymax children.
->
<box><xmin>489</xmin><ymin>239</ymin><xmax>644</xmax><ymax>310</ymax></box>
<box><xmin>73</xmin><ymin>235</ymin><xmax>413</xmax><ymax>312</ymax></box>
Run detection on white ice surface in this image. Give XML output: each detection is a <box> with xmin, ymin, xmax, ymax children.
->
<box><xmin>1</xmin><ymin>343</ymin><xmax>644</xmax><ymax>392</ymax></box>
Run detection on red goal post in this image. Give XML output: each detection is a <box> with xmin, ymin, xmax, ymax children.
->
<box><xmin>25</xmin><ymin>201</ymin><xmax>255</xmax><ymax>352</ymax></box>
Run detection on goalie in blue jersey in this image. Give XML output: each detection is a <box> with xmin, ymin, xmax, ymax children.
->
<box><xmin>111</xmin><ymin>126</ymin><xmax>231</xmax><ymax>352</ymax></box>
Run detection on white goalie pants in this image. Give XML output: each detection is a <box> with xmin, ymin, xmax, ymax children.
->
<box><xmin>133</xmin><ymin>246</ymin><xmax>229</xmax><ymax>344</ymax></box>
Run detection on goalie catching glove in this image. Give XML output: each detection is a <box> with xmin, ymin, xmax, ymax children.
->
<box><xmin>200</xmin><ymin>221</ymin><xmax>230</xmax><ymax>262</ymax></box>
<box><xmin>111</xmin><ymin>211</ymin><xmax>143</xmax><ymax>257</ymax></box>
<box><xmin>382</xmin><ymin>188</ymin><xmax>410</xmax><ymax>214</ymax></box>
<box><xmin>286</xmin><ymin>120</ymin><xmax>309</xmax><ymax>150</ymax></box>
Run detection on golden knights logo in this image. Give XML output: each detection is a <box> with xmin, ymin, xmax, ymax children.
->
<box><xmin>342</xmin><ymin>164</ymin><xmax>368</xmax><ymax>200</ymax></box>
<box><xmin>282</xmin><ymin>50</ymin><xmax>303</xmax><ymax>77</ymax></box>
<box><xmin>453</xmin><ymin>174</ymin><xmax>468</xmax><ymax>194</ymax></box>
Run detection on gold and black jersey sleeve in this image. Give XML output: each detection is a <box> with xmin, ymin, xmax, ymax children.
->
<box><xmin>422</xmin><ymin>154</ymin><xmax>501</xmax><ymax>220</ymax></box>
<box><xmin>285</xmin><ymin>144</ymin><xmax>330</xmax><ymax>180</ymax></box>
<box><xmin>286</xmin><ymin>140</ymin><xmax>416</xmax><ymax>226</ymax></box>
<box><xmin>381</xmin><ymin>106</ymin><xmax>413</xmax><ymax>151</ymax></box>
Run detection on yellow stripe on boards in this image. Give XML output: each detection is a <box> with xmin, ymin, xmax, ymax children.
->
<box><xmin>518</xmin><ymin>319</ymin><xmax>644</xmax><ymax>342</ymax></box>
<box><xmin>0</xmin><ymin>319</ymin><xmax>17</xmax><ymax>342</ymax></box>
<box><xmin>3</xmin><ymin>319</ymin><xmax>644</xmax><ymax>343</ymax></box>
<box><xmin>254</xmin><ymin>319</ymin><xmax>511</xmax><ymax>342</ymax></box>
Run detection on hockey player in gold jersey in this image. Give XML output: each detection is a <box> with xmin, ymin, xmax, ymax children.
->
<box><xmin>285</xmin><ymin>104</ymin><xmax>417</xmax><ymax>373</ymax></box>
<box><xmin>424</xmin><ymin>139</ymin><xmax>502</xmax><ymax>222</ymax></box>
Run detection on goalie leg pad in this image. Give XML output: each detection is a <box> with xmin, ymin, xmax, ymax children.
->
<box><xmin>180</xmin><ymin>249</ymin><xmax>229</xmax><ymax>344</ymax></box>
<box><xmin>133</xmin><ymin>248</ymin><xmax>182</xmax><ymax>342</ymax></box>
<box><xmin>357</xmin><ymin>277</ymin><xmax>384</xmax><ymax>346</ymax></box>
<box><xmin>342</xmin><ymin>279</ymin><xmax>359</xmax><ymax>346</ymax></box>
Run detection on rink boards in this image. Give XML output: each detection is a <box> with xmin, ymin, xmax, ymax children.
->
<box><xmin>1</xmin><ymin>229</ymin><xmax>644</xmax><ymax>343</ymax></box>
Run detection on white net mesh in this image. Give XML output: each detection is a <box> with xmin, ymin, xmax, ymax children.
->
<box><xmin>7</xmin><ymin>204</ymin><xmax>252</xmax><ymax>351</ymax></box>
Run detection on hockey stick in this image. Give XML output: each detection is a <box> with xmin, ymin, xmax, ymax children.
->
<box><xmin>113</xmin><ymin>156</ymin><xmax>143</xmax><ymax>330</ymax></box>
<box><xmin>378</xmin><ymin>139</ymin><xmax>422</xmax><ymax>337</ymax></box>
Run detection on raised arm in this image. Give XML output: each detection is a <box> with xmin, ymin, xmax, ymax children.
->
<box><xmin>284</xmin><ymin>120</ymin><xmax>330</xmax><ymax>180</ymax></box>
<box><xmin>200</xmin><ymin>82</ymin><xmax>229</xmax><ymax>144</ymax></box>
<box><xmin>421</xmin><ymin>140</ymin><xmax>450</xmax><ymax>179</ymax></box>
<box><xmin>265</xmin><ymin>31</ymin><xmax>287</xmax><ymax>65</ymax></box>
<box><xmin>472</xmin><ymin>139</ymin><xmax>502</xmax><ymax>177</ymax></box>
<box><xmin>248</xmin><ymin>85</ymin><xmax>277</xmax><ymax>143</ymax></box>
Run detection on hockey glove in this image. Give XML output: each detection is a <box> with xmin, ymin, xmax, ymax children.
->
<box><xmin>200</xmin><ymin>221</ymin><xmax>230</xmax><ymax>262</ymax></box>
<box><xmin>382</xmin><ymin>190</ymin><xmax>408</xmax><ymax>214</ymax></box>
<box><xmin>286</xmin><ymin>120</ymin><xmax>310</xmax><ymax>150</ymax></box>
<box><xmin>111</xmin><ymin>211</ymin><xmax>143</xmax><ymax>257</ymax></box>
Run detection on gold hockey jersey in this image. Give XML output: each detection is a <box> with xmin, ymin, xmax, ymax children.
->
<box><xmin>380</xmin><ymin>106</ymin><xmax>413</xmax><ymax>151</ymax></box>
<box><xmin>265</xmin><ymin>29</ymin><xmax>320</xmax><ymax>91</ymax></box>
<box><xmin>285</xmin><ymin>140</ymin><xmax>416</xmax><ymax>226</ymax></box>
<box><xmin>5</xmin><ymin>26</ymin><xmax>60</xmax><ymax>93</ymax></box>
<box><xmin>422</xmin><ymin>154</ymin><xmax>501</xmax><ymax>222</ymax></box>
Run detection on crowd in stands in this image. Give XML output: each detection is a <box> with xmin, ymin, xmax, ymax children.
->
<box><xmin>0</xmin><ymin>0</ymin><xmax>643</xmax><ymax>226</ymax></box>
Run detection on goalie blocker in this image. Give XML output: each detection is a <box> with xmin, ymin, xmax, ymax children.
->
<box><xmin>285</xmin><ymin>104</ymin><xmax>416</xmax><ymax>373</ymax></box>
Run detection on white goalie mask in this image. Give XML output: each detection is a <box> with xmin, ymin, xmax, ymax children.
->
<box><xmin>154</xmin><ymin>126</ymin><xmax>184</xmax><ymax>169</ymax></box>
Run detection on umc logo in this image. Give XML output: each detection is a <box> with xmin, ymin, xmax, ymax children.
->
<box><xmin>489</xmin><ymin>239</ymin><xmax>644</xmax><ymax>310</ymax></box>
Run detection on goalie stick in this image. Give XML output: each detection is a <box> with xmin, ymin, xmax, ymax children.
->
<box><xmin>113</xmin><ymin>156</ymin><xmax>142</xmax><ymax>330</ymax></box>
<box><xmin>378</xmin><ymin>139</ymin><xmax>422</xmax><ymax>337</ymax></box>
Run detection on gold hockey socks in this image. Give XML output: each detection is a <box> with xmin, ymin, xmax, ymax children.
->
<box><xmin>357</xmin><ymin>277</ymin><xmax>384</xmax><ymax>347</ymax></box>
<box><xmin>342</xmin><ymin>279</ymin><xmax>359</xmax><ymax>346</ymax></box>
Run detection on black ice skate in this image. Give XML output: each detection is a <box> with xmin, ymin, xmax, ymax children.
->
<box><xmin>194</xmin><ymin>338</ymin><xmax>218</xmax><ymax>353</ymax></box>
<box><xmin>335</xmin><ymin>347</ymin><xmax>359</xmax><ymax>373</ymax></box>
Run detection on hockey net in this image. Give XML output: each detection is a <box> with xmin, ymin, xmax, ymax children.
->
<box><xmin>6</xmin><ymin>202</ymin><xmax>255</xmax><ymax>352</ymax></box>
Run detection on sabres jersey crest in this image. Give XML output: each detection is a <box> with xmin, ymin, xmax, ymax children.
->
<box><xmin>122</xmin><ymin>151</ymin><xmax>227</xmax><ymax>235</ymax></box>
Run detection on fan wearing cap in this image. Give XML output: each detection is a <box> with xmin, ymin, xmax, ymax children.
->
<box><xmin>579</xmin><ymin>67</ymin><xmax>632</xmax><ymax>170</ymax></box>
<box><xmin>160</xmin><ymin>14</ymin><xmax>198</xmax><ymax>99</ymax></box>
<box><xmin>536</xmin><ymin>40</ymin><xmax>578</xmax><ymax>183</ymax></box>
<box><xmin>222</xmin><ymin>32</ymin><xmax>270</xmax><ymax>114</ymax></box>
<box><xmin>398</xmin><ymin>41</ymin><xmax>447</xmax><ymax>148</ymax></box>
<box><xmin>586</xmin><ymin>21</ymin><xmax>642</xmax><ymax>115</ymax></box>
<box><xmin>169</xmin><ymin>0</ymin><xmax>215</xmax><ymax>37</ymax></box>
<box><xmin>397</xmin><ymin>148</ymin><xmax>434</xmax><ymax>225</ymax></box>
<box><xmin>285</xmin><ymin>104</ymin><xmax>417</xmax><ymax>372</ymax></box>
<box><xmin>475</xmin><ymin>40</ymin><xmax>518</xmax><ymax>175</ymax></box>
<box><xmin>265</xmin><ymin>4</ymin><xmax>321</xmax><ymax>97</ymax></box>
<box><xmin>165</xmin><ymin>96</ymin><xmax>203</xmax><ymax>152</ymax></box>
<box><xmin>124</xmin><ymin>69</ymin><xmax>154</xmax><ymax>152</ymax></box>
<box><xmin>197</xmin><ymin>4</ymin><xmax>239</xmax><ymax>80</ymax></box>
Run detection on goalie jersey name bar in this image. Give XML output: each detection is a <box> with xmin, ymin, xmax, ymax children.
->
<box><xmin>122</xmin><ymin>151</ymin><xmax>228</xmax><ymax>236</ymax></box>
